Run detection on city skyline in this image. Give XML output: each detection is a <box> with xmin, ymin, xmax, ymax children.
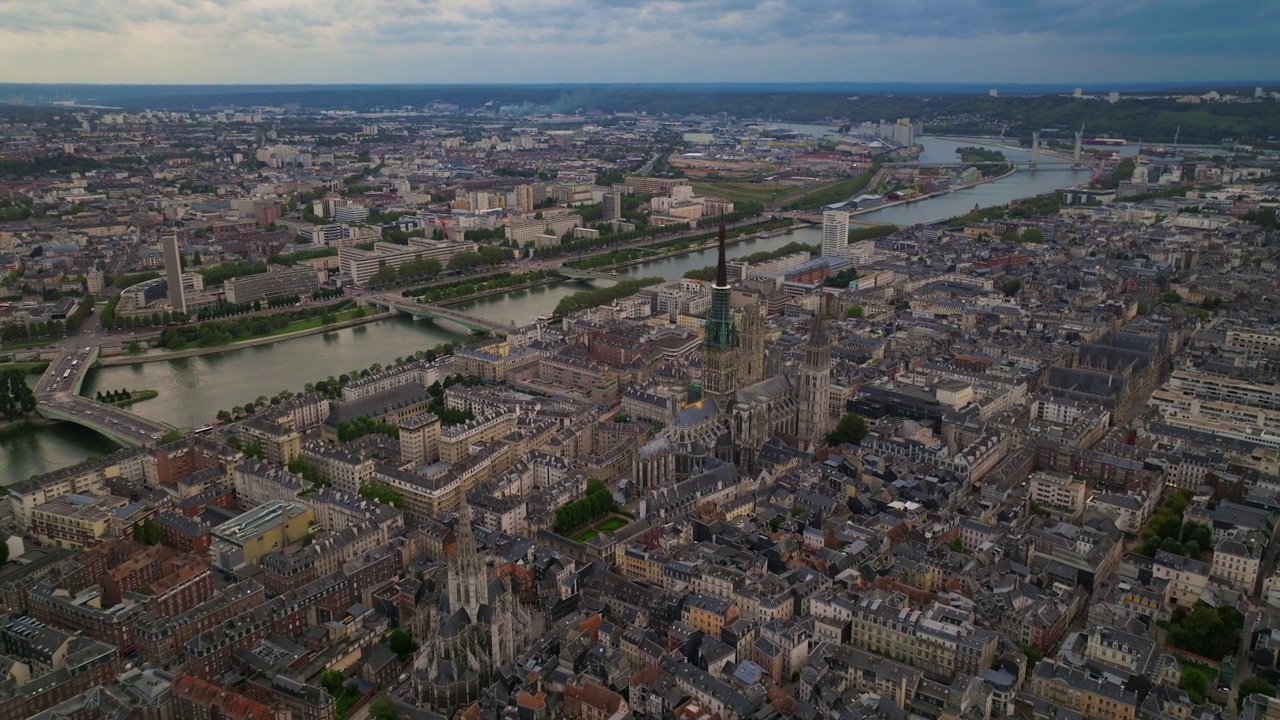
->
<box><xmin>0</xmin><ymin>0</ymin><xmax>1276</xmax><ymax>85</ymax></box>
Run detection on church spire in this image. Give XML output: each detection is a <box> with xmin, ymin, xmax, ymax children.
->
<box><xmin>447</xmin><ymin>491</ymin><xmax>487</xmax><ymax>619</ymax></box>
<box><xmin>715</xmin><ymin>222</ymin><xmax>729</xmax><ymax>288</ymax></box>
<box><xmin>703</xmin><ymin>223</ymin><xmax>738</xmax><ymax>413</ymax></box>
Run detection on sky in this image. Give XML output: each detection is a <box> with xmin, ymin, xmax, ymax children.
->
<box><xmin>0</xmin><ymin>0</ymin><xmax>1276</xmax><ymax>85</ymax></box>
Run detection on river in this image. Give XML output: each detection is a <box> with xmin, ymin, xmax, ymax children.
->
<box><xmin>1</xmin><ymin>135</ymin><xmax>1097</xmax><ymax>481</ymax></box>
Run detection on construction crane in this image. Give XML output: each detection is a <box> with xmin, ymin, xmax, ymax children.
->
<box><xmin>1173</xmin><ymin>126</ymin><xmax>1180</xmax><ymax>153</ymax></box>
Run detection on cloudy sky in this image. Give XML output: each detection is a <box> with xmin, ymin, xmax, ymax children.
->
<box><xmin>0</xmin><ymin>0</ymin><xmax>1275</xmax><ymax>84</ymax></box>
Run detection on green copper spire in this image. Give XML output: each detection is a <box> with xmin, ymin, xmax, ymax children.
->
<box><xmin>705</xmin><ymin>224</ymin><xmax>738</xmax><ymax>352</ymax></box>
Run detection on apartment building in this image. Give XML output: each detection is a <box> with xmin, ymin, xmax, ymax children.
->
<box><xmin>224</xmin><ymin>266</ymin><xmax>319</xmax><ymax>304</ymax></box>
<box><xmin>339</xmin><ymin>238</ymin><xmax>475</xmax><ymax>286</ymax></box>
<box><xmin>1026</xmin><ymin>660</ymin><xmax>1138</xmax><ymax>720</ymax></box>
<box><xmin>1211</xmin><ymin>532</ymin><xmax>1265</xmax><ymax>595</ymax></box>
<box><xmin>1028</xmin><ymin>471</ymin><xmax>1087</xmax><ymax>518</ymax></box>
<box><xmin>29</xmin><ymin>494</ymin><xmax>130</xmax><ymax>548</ymax></box>
<box><xmin>439</xmin><ymin>410</ymin><xmax>518</xmax><ymax>463</ymax></box>
<box><xmin>1152</xmin><ymin>550</ymin><xmax>1210</xmax><ymax>609</ymax></box>
<box><xmin>134</xmin><ymin>580</ymin><xmax>265</xmax><ymax>669</ymax></box>
<box><xmin>841</xmin><ymin>595</ymin><xmax>998</xmax><ymax>682</ymax></box>
<box><xmin>8</xmin><ymin>448</ymin><xmax>149</xmax><ymax>525</ymax></box>
<box><xmin>232</xmin><ymin>459</ymin><xmax>307</xmax><ymax>507</ymax></box>
<box><xmin>237</xmin><ymin>418</ymin><xmax>303</xmax><ymax>465</ymax></box>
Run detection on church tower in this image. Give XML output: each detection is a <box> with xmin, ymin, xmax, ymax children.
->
<box><xmin>797</xmin><ymin>312</ymin><xmax>833</xmax><ymax>441</ymax></box>
<box><xmin>735</xmin><ymin>299</ymin><xmax>766</xmax><ymax>387</ymax></box>
<box><xmin>447</xmin><ymin>497</ymin><xmax>487</xmax><ymax>620</ymax></box>
<box><xmin>702</xmin><ymin>224</ymin><xmax>738</xmax><ymax>413</ymax></box>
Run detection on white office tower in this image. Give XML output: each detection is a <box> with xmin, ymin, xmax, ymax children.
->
<box><xmin>821</xmin><ymin>210</ymin><xmax>849</xmax><ymax>257</ymax></box>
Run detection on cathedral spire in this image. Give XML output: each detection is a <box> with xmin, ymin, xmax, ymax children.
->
<box><xmin>715</xmin><ymin>222</ymin><xmax>728</xmax><ymax>289</ymax></box>
<box><xmin>809</xmin><ymin>311</ymin><xmax>828</xmax><ymax>348</ymax></box>
<box><xmin>448</xmin><ymin>491</ymin><xmax>487</xmax><ymax>619</ymax></box>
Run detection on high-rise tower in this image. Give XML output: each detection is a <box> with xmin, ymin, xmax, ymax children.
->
<box><xmin>161</xmin><ymin>231</ymin><xmax>186</xmax><ymax>314</ymax></box>
<box><xmin>703</xmin><ymin>224</ymin><xmax>738</xmax><ymax>413</ymax></box>
<box><xmin>797</xmin><ymin>312</ymin><xmax>833</xmax><ymax>441</ymax></box>
<box><xmin>822</xmin><ymin>210</ymin><xmax>849</xmax><ymax>257</ymax></box>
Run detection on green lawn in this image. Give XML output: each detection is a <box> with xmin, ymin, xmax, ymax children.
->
<box><xmin>690</xmin><ymin>180</ymin><xmax>794</xmax><ymax>207</ymax></box>
<box><xmin>597</xmin><ymin>517</ymin><xmax>629</xmax><ymax>533</ymax></box>
<box><xmin>572</xmin><ymin>529</ymin><xmax>598</xmax><ymax>543</ymax></box>
<box><xmin>0</xmin><ymin>339</ymin><xmax>54</xmax><ymax>351</ymax></box>
<box><xmin>168</xmin><ymin>309</ymin><xmax>368</xmax><ymax>350</ymax></box>
<box><xmin>0</xmin><ymin>361</ymin><xmax>50</xmax><ymax>374</ymax></box>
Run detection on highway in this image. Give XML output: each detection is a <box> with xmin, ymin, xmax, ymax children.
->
<box><xmin>36</xmin><ymin>345</ymin><xmax>174</xmax><ymax>447</ymax></box>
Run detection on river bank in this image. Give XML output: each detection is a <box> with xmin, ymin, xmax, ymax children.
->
<box><xmin>97</xmin><ymin>311</ymin><xmax>395</xmax><ymax>367</ymax></box>
<box><xmin>843</xmin><ymin>165</ymin><xmax>1021</xmax><ymax>224</ymax></box>
<box><xmin>0</xmin><ymin>417</ymin><xmax>54</xmax><ymax>441</ymax></box>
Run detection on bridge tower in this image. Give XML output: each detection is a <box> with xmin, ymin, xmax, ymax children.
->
<box><xmin>1072</xmin><ymin>124</ymin><xmax>1084</xmax><ymax>168</ymax></box>
<box><xmin>1028</xmin><ymin>132</ymin><xmax>1040</xmax><ymax>171</ymax></box>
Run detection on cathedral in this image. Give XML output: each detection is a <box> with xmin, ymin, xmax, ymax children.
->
<box><xmin>636</xmin><ymin>225</ymin><xmax>831</xmax><ymax>484</ymax></box>
<box><xmin>413</xmin><ymin>498</ymin><xmax>531</xmax><ymax>713</ymax></box>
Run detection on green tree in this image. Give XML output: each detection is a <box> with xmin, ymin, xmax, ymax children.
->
<box><xmin>1240</xmin><ymin>678</ymin><xmax>1277</xmax><ymax>711</ymax></box>
<box><xmin>369</xmin><ymin>697</ymin><xmax>400</xmax><ymax>720</ymax></box>
<box><xmin>949</xmin><ymin>537</ymin><xmax>964</xmax><ymax>553</ymax></box>
<box><xmin>826</xmin><ymin>412</ymin><xmax>869</xmax><ymax>447</ymax></box>
<box><xmin>319</xmin><ymin>670</ymin><xmax>345</xmax><ymax>695</ymax></box>
<box><xmin>157</xmin><ymin>428</ymin><xmax>185</xmax><ymax>446</ymax></box>
<box><xmin>387</xmin><ymin>629</ymin><xmax>418</xmax><ymax>660</ymax></box>
<box><xmin>1001</xmin><ymin>279</ymin><xmax>1022</xmax><ymax>297</ymax></box>
<box><xmin>359</xmin><ymin>482</ymin><xmax>405</xmax><ymax>509</ymax></box>
<box><xmin>845</xmin><ymin>305</ymin><xmax>865</xmax><ymax>319</ymax></box>
<box><xmin>1162</xmin><ymin>291</ymin><xmax>1184</xmax><ymax>305</ymax></box>
<box><xmin>131</xmin><ymin>518</ymin><xmax>166</xmax><ymax>546</ymax></box>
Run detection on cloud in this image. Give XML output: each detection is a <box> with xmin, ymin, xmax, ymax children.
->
<box><xmin>0</xmin><ymin>0</ymin><xmax>1274</xmax><ymax>83</ymax></box>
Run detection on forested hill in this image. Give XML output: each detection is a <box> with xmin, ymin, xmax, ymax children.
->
<box><xmin>1</xmin><ymin>83</ymin><xmax>1276</xmax><ymax>144</ymax></box>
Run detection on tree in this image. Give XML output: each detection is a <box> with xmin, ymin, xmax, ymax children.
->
<box><xmin>0</xmin><ymin>370</ymin><xmax>37</xmax><ymax>421</ymax></box>
<box><xmin>157</xmin><ymin>428</ymin><xmax>185</xmax><ymax>446</ymax></box>
<box><xmin>369</xmin><ymin>697</ymin><xmax>400</xmax><ymax>720</ymax></box>
<box><xmin>1019</xmin><ymin>228</ymin><xmax>1044</xmax><ymax>243</ymax></box>
<box><xmin>359</xmin><ymin>482</ymin><xmax>405</xmax><ymax>509</ymax></box>
<box><xmin>216</xmin><ymin>409</ymin><xmax>232</xmax><ymax>423</ymax></box>
<box><xmin>388</xmin><ymin>629</ymin><xmax>419</xmax><ymax>660</ymax></box>
<box><xmin>826</xmin><ymin>412</ymin><xmax>869</xmax><ymax>447</ymax></box>
<box><xmin>846</xmin><ymin>305</ymin><xmax>865</xmax><ymax>319</ymax></box>
<box><xmin>127</xmin><ymin>340</ymin><xmax>143</xmax><ymax>354</ymax></box>
<box><xmin>1239</xmin><ymin>678</ymin><xmax>1276</xmax><ymax>711</ymax></box>
<box><xmin>1001</xmin><ymin>279</ymin><xmax>1022</xmax><ymax>297</ymax></box>
<box><xmin>132</xmin><ymin>518</ymin><xmax>166</xmax><ymax>546</ymax></box>
<box><xmin>319</xmin><ymin>670</ymin><xmax>345</xmax><ymax>695</ymax></box>
<box><xmin>1162</xmin><ymin>291</ymin><xmax>1184</xmax><ymax>305</ymax></box>
<box><xmin>949</xmin><ymin>537</ymin><xmax>964</xmax><ymax>553</ymax></box>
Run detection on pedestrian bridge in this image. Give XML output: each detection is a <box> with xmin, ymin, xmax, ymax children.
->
<box><xmin>366</xmin><ymin>295</ymin><xmax>512</xmax><ymax>335</ymax></box>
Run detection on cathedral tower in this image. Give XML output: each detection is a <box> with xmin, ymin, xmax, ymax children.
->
<box><xmin>447</xmin><ymin>498</ymin><xmax>486</xmax><ymax>620</ymax></box>
<box><xmin>735</xmin><ymin>298</ymin><xmax>766</xmax><ymax>387</ymax></box>
<box><xmin>702</xmin><ymin>224</ymin><xmax>738</xmax><ymax>413</ymax></box>
<box><xmin>797</xmin><ymin>312</ymin><xmax>833</xmax><ymax>441</ymax></box>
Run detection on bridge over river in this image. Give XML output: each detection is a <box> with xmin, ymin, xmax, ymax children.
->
<box><xmin>36</xmin><ymin>347</ymin><xmax>174</xmax><ymax>447</ymax></box>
